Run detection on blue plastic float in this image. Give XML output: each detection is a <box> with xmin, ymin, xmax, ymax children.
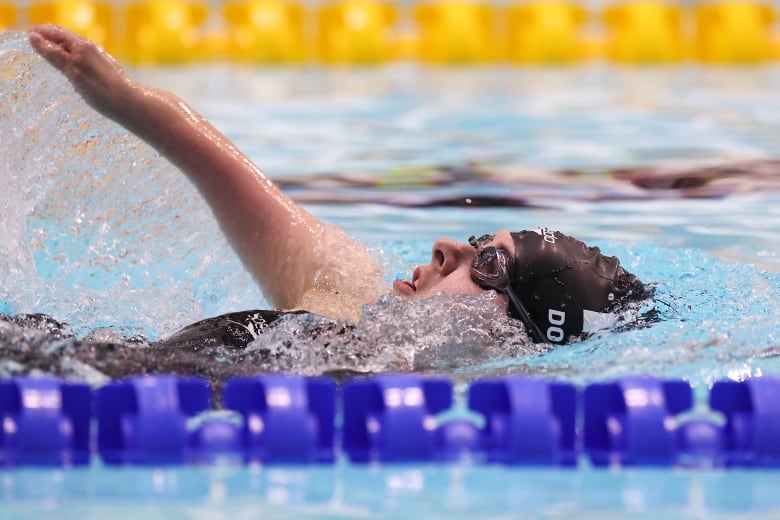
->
<box><xmin>1</xmin><ymin>373</ymin><xmax>779</xmax><ymax>468</ymax></box>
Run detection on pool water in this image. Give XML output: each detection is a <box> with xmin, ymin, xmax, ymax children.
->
<box><xmin>4</xmin><ymin>464</ymin><xmax>780</xmax><ymax>519</ymax></box>
<box><xmin>3</xmin><ymin>30</ymin><xmax>780</xmax><ymax>517</ymax></box>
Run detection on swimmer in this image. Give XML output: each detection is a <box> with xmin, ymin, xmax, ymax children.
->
<box><xmin>27</xmin><ymin>25</ymin><xmax>648</xmax><ymax>345</ymax></box>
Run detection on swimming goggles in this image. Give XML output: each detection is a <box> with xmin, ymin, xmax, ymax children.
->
<box><xmin>469</xmin><ymin>236</ymin><xmax>546</xmax><ymax>343</ymax></box>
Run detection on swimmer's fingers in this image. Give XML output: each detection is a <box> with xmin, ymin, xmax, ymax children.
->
<box><xmin>29</xmin><ymin>24</ymin><xmax>123</xmax><ymax>80</ymax></box>
<box><xmin>28</xmin><ymin>24</ymin><xmax>79</xmax><ymax>70</ymax></box>
<box><xmin>28</xmin><ymin>25</ymin><xmax>132</xmax><ymax>118</ymax></box>
<box><xmin>28</xmin><ymin>23</ymin><xmax>75</xmax><ymax>47</ymax></box>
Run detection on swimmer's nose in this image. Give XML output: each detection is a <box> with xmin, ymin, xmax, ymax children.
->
<box><xmin>431</xmin><ymin>238</ymin><xmax>472</xmax><ymax>276</ymax></box>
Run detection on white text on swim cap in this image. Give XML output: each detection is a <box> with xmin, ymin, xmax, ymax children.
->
<box><xmin>533</xmin><ymin>227</ymin><xmax>558</xmax><ymax>244</ymax></box>
<box><xmin>547</xmin><ymin>309</ymin><xmax>566</xmax><ymax>342</ymax></box>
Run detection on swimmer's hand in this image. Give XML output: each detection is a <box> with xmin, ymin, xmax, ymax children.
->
<box><xmin>26</xmin><ymin>24</ymin><xmax>384</xmax><ymax>320</ymax></box>
<box><xmin>28</xmin><ymin>25</ymin><xmax>133</xmax><ymax>121</ymax></box>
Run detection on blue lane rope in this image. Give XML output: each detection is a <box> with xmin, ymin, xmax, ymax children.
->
<box><xmin>0</xmin><ymin>373</ymin><xmax>778</xmax><ymax>468</ymax></box>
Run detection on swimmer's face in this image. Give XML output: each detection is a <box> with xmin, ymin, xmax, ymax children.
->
<box><xmin>393</xmin><ymin>229</ymin><xmax>514</xmax><ymax>300</ymax></box>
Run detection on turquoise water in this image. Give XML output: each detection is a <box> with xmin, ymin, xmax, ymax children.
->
<box><xmin>4</xmin><ymin>464</ymin><xmax>780</xmax><ymax>519</ymax></box>
<box><xmin>4</xmin><ymin>30</ymin><xmax>780</xmax><ymax>517</ymax></box>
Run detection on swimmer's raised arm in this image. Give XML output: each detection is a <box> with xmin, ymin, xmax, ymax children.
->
<box><xmin>28</xmin><ymin>25</ymin><xmax>385</xmax><ymax>318</ymax></box>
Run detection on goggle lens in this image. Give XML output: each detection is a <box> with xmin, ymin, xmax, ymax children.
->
<box><xmin>471</xmin><ymin>246</ymin><xmax>510</xmax><ymax>290</ymax></box>
<box><xmin>469</xmin><ymin>238</ymin><xmax>546</xmax><ymax>344</ymax></box>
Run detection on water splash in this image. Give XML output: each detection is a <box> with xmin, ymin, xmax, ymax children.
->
<box><xmin>4</xmin><ymin>31</ymin><xmax>780</xmax><ymax>394</ymax></box>
<box><xmin>4</xmin><ymin>240</ymin><xmax>779</xmax><ymax>396</ymax></box>
<box><xmin>479</xmin><ymin>243</ymin><xmax>780</xmax><ymax>395</ymax></box>
<box><xmin>0</xmin><ymin>32</ymin><xmax>266</xmax><ymax>338</ymax></box>
<box><xmin>0</xmin><ymin>292</ymin><xmax>544</xmax><ymax>390</ymax></box>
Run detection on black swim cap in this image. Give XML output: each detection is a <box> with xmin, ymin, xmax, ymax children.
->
<box><xmin>509</xmin><ymin>228</ymin><xmax>645</xmax><ymax>344</ymax></box>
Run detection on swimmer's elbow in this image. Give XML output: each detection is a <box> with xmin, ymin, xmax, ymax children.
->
<box><xmin>261</xmin><ymin>277</ymin><xmax>311</xmax><ymax>312</ymax></box>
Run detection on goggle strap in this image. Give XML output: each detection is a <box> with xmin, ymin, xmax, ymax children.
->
<box><xmin>505</xmin><ymin>286</ymin><xmax>546</xmax><ymax>343</ymax></box>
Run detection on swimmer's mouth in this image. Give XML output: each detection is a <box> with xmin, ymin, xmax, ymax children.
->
<box><xmin>393</xmin><ymin>268</ymin><xmax>420</xmax><ymax>296</ymax></box>
<box><xmin>394</xmin><ymin>279</ymin><xmax>416</xmax><ymax>296</ymax></box>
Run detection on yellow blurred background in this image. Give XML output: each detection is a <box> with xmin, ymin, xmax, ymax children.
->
<box><xmin>2</xmin><ymin>0</ymin><xmax>780</xmax><ymax>65</ymax></box>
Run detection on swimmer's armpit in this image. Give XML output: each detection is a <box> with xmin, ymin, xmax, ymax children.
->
<box><xmin>27</xmin><ymin>25</ymin><xmax>383</xmax><ymax>321</ymax></box>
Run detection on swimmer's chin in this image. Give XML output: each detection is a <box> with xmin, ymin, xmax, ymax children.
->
<box><xmin>393</xmin><ymin>279</ymin><xmax>416</xmax><ymax>297</ymax></box>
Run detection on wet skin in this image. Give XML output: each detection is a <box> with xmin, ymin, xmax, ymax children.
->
<box><xmin>28</xmin><ymin>24</ymin><xmax>510</xmax><ymax>317</ymax></box>
<box><xmin>394</xmin><ymin>229</ymin><xmax>513</xmax><ymax>306</ymax></box>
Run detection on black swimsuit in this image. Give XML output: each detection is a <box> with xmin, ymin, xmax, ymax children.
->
<box><xmin>157</xmin><ymin>309</ymin><xmax>307</xmax><ymax>350</ymax></box>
